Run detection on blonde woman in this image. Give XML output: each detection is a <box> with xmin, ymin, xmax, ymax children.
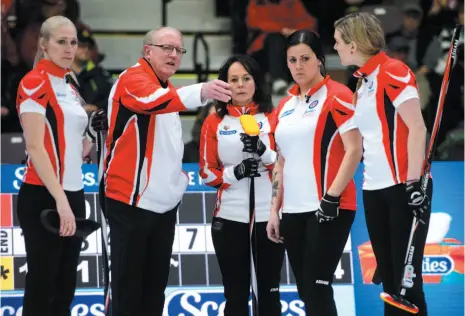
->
<box><xmin>333</xmin><ymin>13</ymin><xmax>431</xmax><ymax>315</ymax></box>
<box><xmin>15</xmin><ymin>16</ymin><xmax>104</xmax><ymax>315</ymax></box>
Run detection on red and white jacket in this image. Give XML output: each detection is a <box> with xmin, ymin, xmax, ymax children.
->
<box><xmin>104</xmin><ymin>58</ymin><xmax>207</xmax><ymax>213</ymax></box>
<box><xmin>17</xmin><ymin>59</ymin><xmax>88</xmax><ymax>191</ymax></box>
<box><xmin>272</xmin><ymin>76</ymin><xmax>357</xmax><ymax>213</ymax></box>
<box><xmin>199</xmin><ymin>104</ymin><xmax>277</xmax><ymax>223</ymax></box>
<box><xmin>352</xmin><ymin>52</ymin><xmax>420</xmax><ymax>190</ymax></box>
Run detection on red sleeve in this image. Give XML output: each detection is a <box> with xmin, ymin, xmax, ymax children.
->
<box><xmin>382</xmin><ymin>59</ymin><xmax>419</xmax><ymax>108</ymax></box>
<box><xmin>120</xmin><ymin>73</ymin><xmax>203</xmax><ymax>114</ymax></box>
<box><xmin>246</xmin><ymin>0</ymin><xmax>286</xmax><ymax>32</ymax></box>
<box><xmin>198</xmin><ymin>114</ymin><xmax>231</xmax><ymax>189</ymax></box>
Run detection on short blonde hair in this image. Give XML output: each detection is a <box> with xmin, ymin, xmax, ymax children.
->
<box><xmin>33</xmin><ymin>15</ymin><xmax>76</xmax><ymax>67</ymax></box>
<box><xmin>334</xmin><ymin>12</ymin><xmax>385</xmax><ymax>57</ymax></box>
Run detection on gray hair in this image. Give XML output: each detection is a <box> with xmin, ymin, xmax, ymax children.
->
<box><xmin>140</xmin><ymin>27</ymin><xmax>183</xmax><ymax>57</ymax></box>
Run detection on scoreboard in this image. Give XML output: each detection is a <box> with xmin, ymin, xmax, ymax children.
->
<box><xmin>0</xmin><ymin>192</ymin><xmax>354</xmax><ymax>291</ymax></box>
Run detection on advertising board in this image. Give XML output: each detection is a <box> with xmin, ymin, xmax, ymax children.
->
<box><xmin>1</xmin><ymin>163</ymin><xmax>462</xmax><ymax>315</ymax></box>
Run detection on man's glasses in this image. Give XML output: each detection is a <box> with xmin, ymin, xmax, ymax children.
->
<box><xmin>147</xmin><ymin>44</ymin><xmax>187</xmax><ymax>56</ymax></box>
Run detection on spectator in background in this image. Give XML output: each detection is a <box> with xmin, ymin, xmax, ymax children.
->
<box><xmin>386</xmin><ymin>3</ymin><xmax>442</xmax><ymax>73</ymax></box>
<box><xmin>227</xmin><ymin>0</ymin><xmax>249</xmax><ymax>54</ymax></box>
<box><xmin>422</xmin><ymin>0</ymin><xmax>459</xmax><ymax>31</ymax></box>
<box><xmin>246</xmin><ymin>0</ymin><xmax>317</xmax><ymax>95</ymax></box>
<box><xmin>436</xmin><ymin>43</ymin><xmax>464</xmax><ymax>160</ymax></box>
<box><xmin>2</xmin><ymin>20</ymin><xmax>42</xmax><ymax>133</ymax></box>
<box><xmin>386</xmin><ymin>3</ymin><xmax>443</xmax><ymax>123</ymax></box>
<box><xmin>71</xmin><ymin>26</ymin><xmax>113</xmax><ymax>114</ymax></box>
<box><xmin>435</xmin><ymin>36</ymin><xmax>464</xmax><ymax>152</ymax></box>
<box><xmin>387</xmin><ymin>36</ymin><xmax>410</xmax><ymax>64</ymax></box>
<box><xmin>183</xmin><ymin>103</ymin><xmax>216</xmax><ymax>163</ymax></box>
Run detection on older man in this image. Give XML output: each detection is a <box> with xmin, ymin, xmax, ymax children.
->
<box><xmin>103</xmin><ymin>26</ymin><xmax>231</xmax><ymax>316</ymax></box>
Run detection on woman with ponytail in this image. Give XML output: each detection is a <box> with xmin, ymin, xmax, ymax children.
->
<box><xmin>333</xmin><ymin>13</ymin><xmax>431</xmax><ymax>316</ymax></box>
<box><xmin>266</xmin><ymin>29</ymin><xmax>363</xmax><ymax>315</ymax></box>
<box><xmin>15</xmin><ymin>15</ymin><xmax>106</xmax><ymax>315</ymax></box>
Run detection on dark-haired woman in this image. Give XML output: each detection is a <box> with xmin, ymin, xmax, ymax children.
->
<box><xmin>199</xmin><ymin>54</ymin><xmax>285</xmax><ymax>316</ymax></box>
<box><xmin>266</xmin><ymin>30</ymin><xmax>363</xmax><ymax>315</ymax></box>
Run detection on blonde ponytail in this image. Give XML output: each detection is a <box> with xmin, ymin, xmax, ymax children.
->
<box><xmin>33</xmin><ymin>38</ymin><xmax>45</xmax><ymax>68</ymax></box>
<box><xmin>352</xmin><ymin>78</ymin><xmax>363</xmax><ymax>105</ymax></box>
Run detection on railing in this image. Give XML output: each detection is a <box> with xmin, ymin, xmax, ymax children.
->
<box><xmin>193</xmin><ymin>33</ymin><xmax>210</xmax><ymax>83</ymax></box>
<box><xmin>161</xmin><ymin>0</ymin><xmax>172</xmax><ymax>26</ymax></box>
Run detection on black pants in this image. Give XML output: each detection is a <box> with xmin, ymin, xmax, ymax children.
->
<box><xmin>212</xmin><ymin>217</ymin><xmax>285</xmax><ymax>316</ymax></box>
<box><xmin>106</xmin><ymin>197</ymin><xmax>178</xmax><ymax>316</ymax></box>
<box><xmin>16</xmin><ymin>183</ymin><xmax>85</xmax><ymax>316</ymax></box>
<box><xmin>363</xmin><ymin>182</ymin><xmax>433</xmax><ymax>316</ymax></box>
<box><xmin>281</xmin><ymin>210</ymin><xmax>355</xmax><ymax>316</ymax></box>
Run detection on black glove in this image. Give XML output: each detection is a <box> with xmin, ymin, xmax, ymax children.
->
<box><xmin>316</xmin><ymin>193</ymin><xmax>340</xmax><ymax>223</ymax></box>
<box><xmin>405</xmin><ymin>180</ymin><xmax>430</xmax><ymax>224</ymax></box>
<box><xmin>233</xmin><ymin>158</ymin><xmax>261</xmax><ymax>181</ymax></box>
<box><xmin>86</xmin><ymin>109</ymin><xmax>108</xmax><ymax>142</ymax></box>
<box><xmin>240</xmin><ymin>134</ymin><xmax>266</xmax><ymax>156</ymax></box>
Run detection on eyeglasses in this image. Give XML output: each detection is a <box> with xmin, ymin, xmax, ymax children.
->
<box><xmin>147</xmin><ymin>44</ymin><xmax>187</xmax><ymax>56</ymax></box>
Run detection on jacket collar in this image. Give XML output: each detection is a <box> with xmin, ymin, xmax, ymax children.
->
<box><xmin>288</xmin><ymin>75</ymin><xmax>330</xmax><ymax>98</ymax></box>
<box><xmin>138</xmin><ymin>57</ymin><xmax>172</xmax><ymax>88</ymax></box>
<box><xmin>36</xmin><ymin>59</ymin><xmax>69</xmax><ymax>78</ymax></box>
<box><xmin>354</xmin><ymin>51</ymin><xmax>389</xmax><ymax>79</ymax></box>
<box><xmin>226</xmin><ymin>102</ymin><xmax>259</xmax><ymax>117</ymax></box>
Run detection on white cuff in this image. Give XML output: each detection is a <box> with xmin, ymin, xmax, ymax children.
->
<box><xmin>19</xmin><ymin>99</ymin><xmax>46</xmax><ymax>116</ymax></box>
<box><xmin>338</xmin><ymin>117</ymin><xmax>357</xmax><ymax>135</ymax></box>
<box><xmin>223</xmin><ymin>165</ymin><xmax>240</xmax><ymax>185</ymax></box>
<box><xmin>393</xmin><ymin>86</ymin><xmax>419</xmax><ymax>108</ymax></box>
<box><xmin>177</xmin><ymin>83</ymin><xmax>208</xmax><ymax>109</ymax></box>
<box><xmin>260</xmin><ymin>147</ymin><xmax>277</xmax><ymax>166</ymax></box>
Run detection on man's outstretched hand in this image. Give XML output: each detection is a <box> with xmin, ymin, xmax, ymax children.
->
<box><xmin>201</xmin><ymin>79</ymin><xmax>232</xmax><ymax>103</ymax></box>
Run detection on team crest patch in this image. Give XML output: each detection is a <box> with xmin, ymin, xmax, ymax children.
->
<box><xmin>304</xmin><ymin>100</ymin><xmax>319</xmax><ymax>113</ymax></box>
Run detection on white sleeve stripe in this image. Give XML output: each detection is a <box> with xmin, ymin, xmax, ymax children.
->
<box><xmin>338</xmin><ymin>117</ymin><xmax>357</xmax><ymax>135</ymax></box>
<box><xmin>19</xmin><ymin>99</ymin><xmax>46</xmax><ymax>115</ymax></box>
<box><xmin>385</xmin><ymin>70</ymin><xmax>411</xmax><ymax>84</ymax></box>
<box><xmin>393</xmin><ymin>85</ymin><xmax>419</xmax><ymax>108</ymax></box>
<box><xmin>125</xmin><ymin>86</ymin><xmax>170</xmax><ymax>104</ymax></box>
<box><xmin>202</xmin><ymin>168</ymin><xmax>219</xmax><ymax>183</ymax></box>
<box><xmin>333</xmin><ymin>96</ymin><xmax>355</xmax><ymax>111</ymax></box>
<box><xmin>21</xmin><ymin>81</ymin><xmax>45</xmax><ymax>96</ymax></box>
<box><xmin>177</xmin><ymin>83</ymin><xmax>205</xmax><ymax>109</ymax></box>
<box><xmin>201</xmin><ymin>124</ymin><xmax>220</xmax><ymax>183</ymax></box>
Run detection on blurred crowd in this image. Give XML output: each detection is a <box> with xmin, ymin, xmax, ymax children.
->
<box><xmin>1</xmin><ymin>0</ymin><xmax>464</xmax><ymax>160</ymax></box>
